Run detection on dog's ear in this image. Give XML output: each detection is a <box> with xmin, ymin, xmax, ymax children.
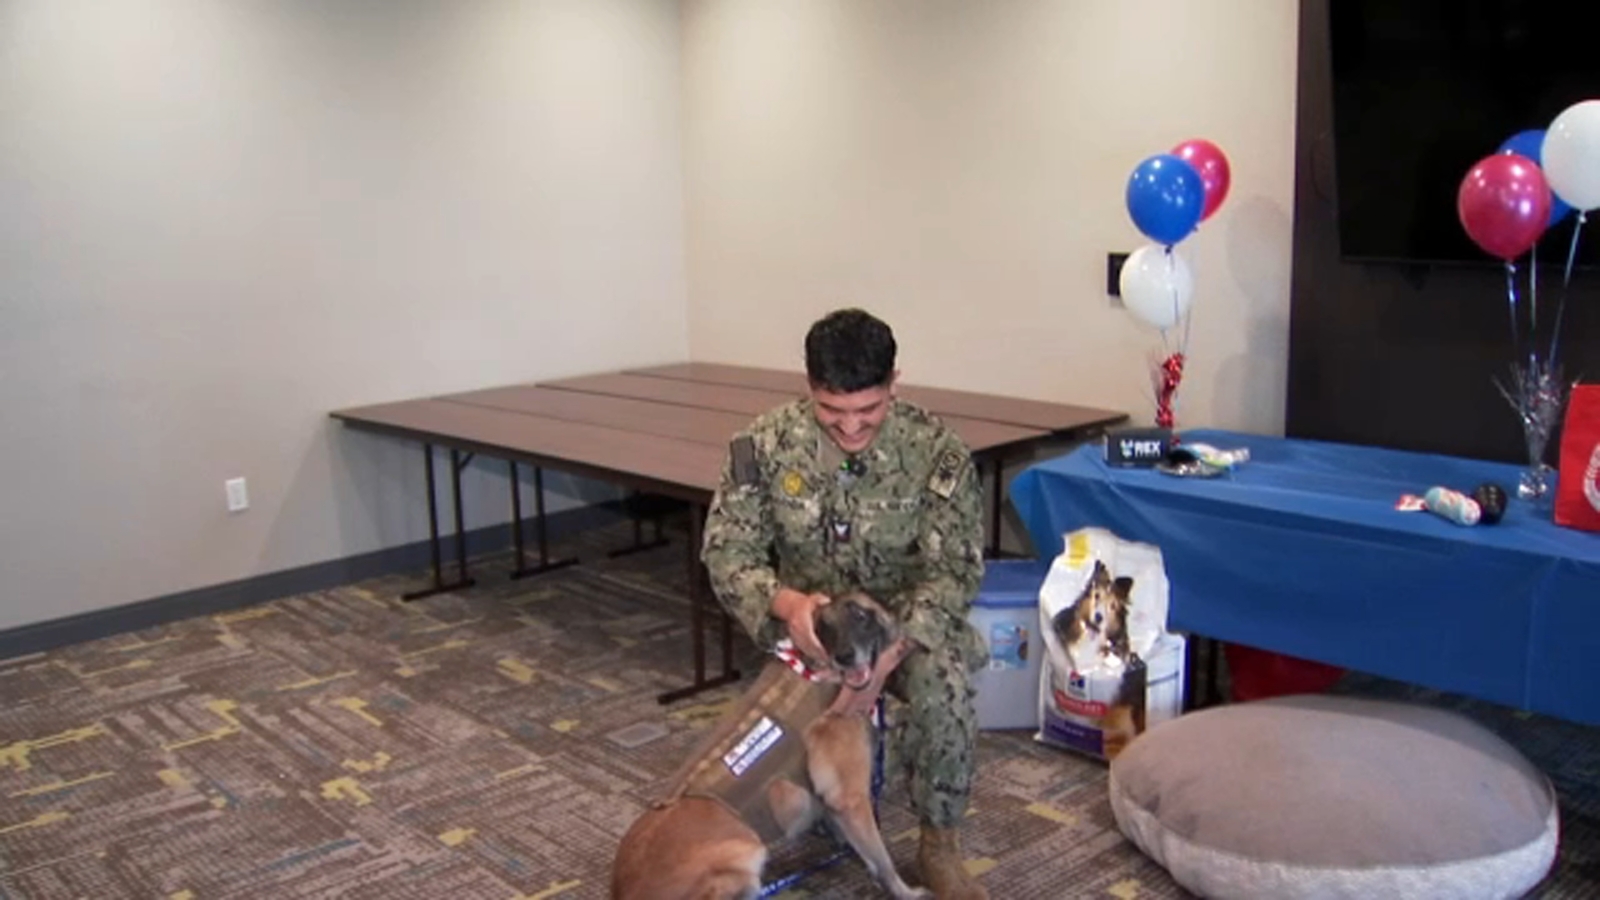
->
<box><xmin>814</xmin><ymin>610</ymin><xmax>838</xmax><ymax>656</ymax></box>
<box><xmin>1072</xmin><ymin>565</ymin><xmax>1104</xmax><ymax>608</ymax></box>
<box><xmin>867</xmin><ymin>604</ymin><xmax>893</xmax><ymax>646</ymax></box>
<box><xmin>1112</xmin><ymin>576</ymin><xmax>1134</xmax><ymax>601</ymax></box>
<box><xmin>1049</xmin><ymin>606</ymin><xmax>1075</xmax><ymax>640</ymax></box>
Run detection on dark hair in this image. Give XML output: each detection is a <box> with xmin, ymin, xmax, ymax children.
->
<box><xmin>804</xmin><ymin>308</ymin><xmax>897</xmax><ymax>393</ymax></box>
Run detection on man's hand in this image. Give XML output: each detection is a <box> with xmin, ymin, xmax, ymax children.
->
<box><xmin>771</xmin><ymin>587</ymin><xmax>832</xmax><ymax>666</ymax></box>
<box><xmin>828</xmin><ymin>636</ymin><xmax>919</xmax><ymax>718</ymax></box>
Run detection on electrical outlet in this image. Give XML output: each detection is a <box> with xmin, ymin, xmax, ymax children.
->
<box><xmin>225</xmin><ymin>477</ymin><xmax>249</xmax><ymax>513</ymax></box>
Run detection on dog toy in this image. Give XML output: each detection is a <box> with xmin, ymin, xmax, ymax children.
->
<box><xmin>1184</xmin><ymin>443</ymin><xmax>1251</xmax><ymax>470</ymax></box>
<box><xmin>1156</xmin><ymin>442</ymin><xmax>1250</xmax><ymax>478</ymax></box>
<box><xmin>1396</xmin><ymin>486</ymin><xmax>1482</xmax><ymax>526</ymax></box>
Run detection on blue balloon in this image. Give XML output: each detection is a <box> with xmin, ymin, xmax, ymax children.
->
<box><xmin>1126</xmin><ymin>154</ymin><xmax>1204</xmax><ymax>245</ymax></box>
<box><xmin>1498</xmin><ymin>128</ymin><xmax>1574</xmax><ymax>228</ymax></box>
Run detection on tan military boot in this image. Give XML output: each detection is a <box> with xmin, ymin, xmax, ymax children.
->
<box><xmin>917</xmin><ymin>826</ymin><xmax>989</xmax><ymax>900</ymax></box>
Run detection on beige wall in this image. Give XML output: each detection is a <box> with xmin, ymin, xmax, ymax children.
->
<box><xmin>682</xmin><ymin>0</ymin><xmax>1299</xmax><ymax>434</ymax></box>
<box><xmin>1</xmin><ymin>0</ymin><xmax>1302</xmax><ymax>634</ymax></box>
<box><xmin>0</xmin><ymin>1</ymin><xmax>689</xmax><ymax>630</ymax></box>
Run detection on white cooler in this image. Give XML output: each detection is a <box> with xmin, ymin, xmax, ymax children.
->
<box><xmin>969</xmin><ymin>558</ymin><xmax>1051</xmax><ymax>730</ymax></box>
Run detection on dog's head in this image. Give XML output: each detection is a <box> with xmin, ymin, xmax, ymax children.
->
<box><xmin>813</xmin><ymin>593</ymin><xmax>896</xmax><ymax>689</ymax></box>
<box><xmin>1053</xmin><ymin>560</ymin><xmax>1133</xmax><ymax>656</ymax></box>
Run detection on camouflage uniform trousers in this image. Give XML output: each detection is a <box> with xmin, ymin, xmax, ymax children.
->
<box><xmin>882</xmin><ymin>634</ymin><xmax>980</xmax><ymax>829</ymax></box>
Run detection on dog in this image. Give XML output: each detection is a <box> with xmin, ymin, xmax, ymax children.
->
<box><xmin>1050</xmin><ymin>560</ymin><xmax>1146</xmax><ymax>759</ymax></box>
<box><xmin>1051</xmin><ymin>559</ymin><xmax>1133</xmax><ymax>669</ymax></box>
<box><xmin>611</xmin><ymin>593</ymin><xmax>929</xmax><ymax>900</ymax></box>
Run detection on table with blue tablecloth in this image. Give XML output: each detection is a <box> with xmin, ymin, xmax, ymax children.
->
<box><xmin>1008</xmin><ymin>429</ymin><xmax>1600</xmax><ymax>725</ymax></box>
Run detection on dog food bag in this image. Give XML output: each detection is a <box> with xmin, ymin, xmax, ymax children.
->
<box><xmin>1034</xmin><ymin>527</ymin><xmax>1183</xmax><ymax>761</ymax></box>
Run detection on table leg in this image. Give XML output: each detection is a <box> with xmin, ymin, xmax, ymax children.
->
<box><xmin>1183</xmin><ymin>634</ymin><xmax>1199</xmax><ymax>712</ymax></box>
<box><xmin>1181</xmin><ymin>634</ymin><xmax>1224</xmax><ymax>711</ymax></box>
<box><xmin>657</xmin><ymin>503</ymin><xmax>742</xmax><ymax>704</ymax></box>
<box><xmin>608</xmin><ymin>491</ymin><xmax>674</xmax><ymax>558</ymax></box>
<box><xmin>509</xmin><ymin>462</ymin><xmax>579</xmax><ymax>579</ymax></box>
<box><xmin>1205</xmin><ymin>636</ymin><xmax>1222</xmax><ymax>707</ymax></box>
<box><xmin>986</xmin><ymin>456</ymin><xmax>1027</xmax><ymax>559</ymax></box>
<box><xmin>450</xmin><ymin>450</ymin><xmax>470</xmax><ymax>583</ymax></box>
<box><xmin>403</xmin><ymin>444</ymin><xmax>476</xmax><ymax>601</ymax></box>
<box><xmin>988</xmin><ymin>459</ymin><xmax>1003</xmax><ymax>557</ymax></box>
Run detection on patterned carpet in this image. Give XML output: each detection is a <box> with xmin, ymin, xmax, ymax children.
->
<box><xmin>0</xmin><ymin>518</ymin><xmax>1595</xmax><ymax>899</ymax></box>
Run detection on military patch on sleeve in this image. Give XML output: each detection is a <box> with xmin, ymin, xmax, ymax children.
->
<box><xmin>730</xmin><ymin>436</ymin><xmax>759</xmax><ymax>486</ymax></box>
<box><xmin>928</xmin><ymin>448</ymin><xmax>965</xmax><ymax>499</ymax></box>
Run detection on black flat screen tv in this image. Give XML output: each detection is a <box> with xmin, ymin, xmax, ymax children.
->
<box><xmin>1329</xmin><ymin>0</ymin><xmax>1600</xmax><ymax>269</ymax></box>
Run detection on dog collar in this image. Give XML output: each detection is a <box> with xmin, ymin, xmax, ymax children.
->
<box><xmin>773</xmin><ymin>640</ymin><xmax>830</xmax><ymax>683</ymax></box>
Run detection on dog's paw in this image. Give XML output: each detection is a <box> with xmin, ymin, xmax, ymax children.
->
<box><xmin>900</xmin><ymin>888</ymin><xmax>934</xmax><ymax>900</ymax></box>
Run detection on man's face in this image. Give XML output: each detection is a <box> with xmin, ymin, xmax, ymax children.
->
<box><xmin>811</xmin><ymin>378</ymin><xmax>895</xmax><ymax>455</ymax></box>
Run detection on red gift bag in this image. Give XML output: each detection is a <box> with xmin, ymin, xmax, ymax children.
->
<box><xmin>1554</xmin><ymin>383</ymin><xmax>1600</xmax><ymax>532</ymax></box>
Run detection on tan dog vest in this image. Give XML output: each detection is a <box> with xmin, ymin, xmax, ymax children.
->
<box><xmin>655</xmin><ymin>660</ymin><xmax>838</xmax><ymax>843</ymax></box>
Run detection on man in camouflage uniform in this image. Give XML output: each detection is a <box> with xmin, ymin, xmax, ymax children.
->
<box><xmin>701</xmin><ymin>308</ymin><xmax>990</xmax><ymax>900</ymax></box>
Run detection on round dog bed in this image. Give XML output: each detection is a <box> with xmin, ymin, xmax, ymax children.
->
<box><xmin>1108</xmin><ymin>694</ymin><xmax>1558</xmax><ymax>899</ymax></box>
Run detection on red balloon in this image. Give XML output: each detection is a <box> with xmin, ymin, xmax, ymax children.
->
<box><xmin>1172</xmin><ymin>139</ymin><xmax>1231</xmax><ymax>221</ymax></box>
<box><xmin>1456</xmin><ymin>153</ymin><xmax>1552</xmax><ymax>261</ymax></box>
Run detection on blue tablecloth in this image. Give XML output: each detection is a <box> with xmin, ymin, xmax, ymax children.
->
<box><xmin>1009</xmin><ymin>429</ymin><xmax>1600</xmax><ymax>724</ymax></box>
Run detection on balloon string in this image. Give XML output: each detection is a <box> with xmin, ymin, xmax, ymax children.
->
<box><xmin>1564</xmin><ymin>210</ymin><xmax>1585</xmax><ymax>288</ymax></box>
<box><xmin>1529</xmin><ymin>243</ymin><xmax>1538</xmax><ymax>343</ymax></box>
<box><xmin>1182</xmin><ymin>292</ymin><xmax>1193</xmax><ymax>357</ymax></box>
<box><xmin>1164</xmin><ymin>245</ymin><xmax>1192</xmax><ymax>357</ymax></box>
<box><xmin>1164</xmin><ymin>246</ymin><xmax>1177</xmax><ymax>358</ymax></box>
<box><xmin>1168</xmin><ymin>247</ymin><xmax>1180</xmax><ymax>336</ymax></box>
<box><xmin>1505</xmin><ymin>261</ymin><xmax>1521</xmax><ymax>366</ymax></box>
<box><xmin>1549</xmin><ymin>210</ymin><xmax>1586</xmax><ymax>362</ymax></box>
<box><xmin>1181</xmin><ymin>248</ymin><xmax>1194</xmax><ymax>357</ymax></box>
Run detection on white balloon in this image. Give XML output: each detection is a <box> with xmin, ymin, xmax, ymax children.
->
<box><xmin>1119</xmin><ymin>244</ymin><xmax>1193</xmax><ymax>330</ymax></box>
<box><xmin>1544</xmin><ymin>99</ymin><xmax>1600</xmax><ymax>212</ymax></box>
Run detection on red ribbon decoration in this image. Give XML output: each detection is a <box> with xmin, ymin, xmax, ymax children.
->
<box><xmin>1155</xmin><ymin>352</ymin><xmax>1186</xmax><ymax>430</ymax></box>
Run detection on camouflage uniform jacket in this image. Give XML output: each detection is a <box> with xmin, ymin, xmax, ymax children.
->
<box><xmin>701</xmin><ymin>398</ymin><xmax>987</xmax><ymax>664</ymax></box>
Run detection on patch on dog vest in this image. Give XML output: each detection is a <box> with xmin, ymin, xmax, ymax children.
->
<box><xmin>723</xmin><ymin>715</ymin><xmax>784</xmax><ymax>777</ymax></box>
<box><xmin>928</xmin><ymin>448</ymin><xmax>965</xmax><ymax>499</ymax></box>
